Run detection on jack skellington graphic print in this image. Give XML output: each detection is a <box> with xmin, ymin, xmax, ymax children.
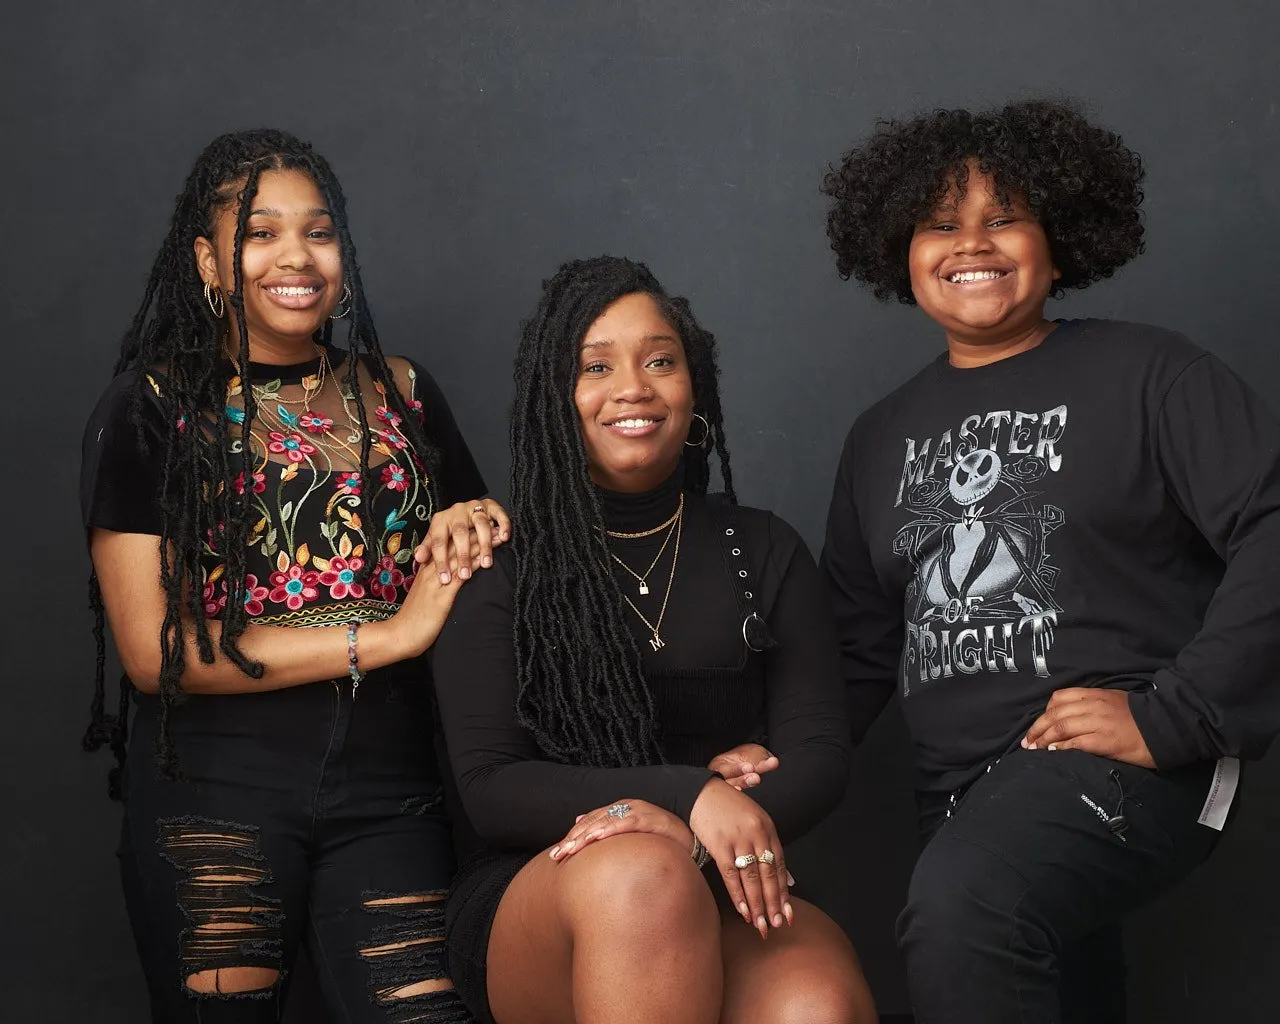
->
<box><xmin>892</xmin><ymin>405</ymin><xmax>1068</xmax><ymax>693</ymax></box>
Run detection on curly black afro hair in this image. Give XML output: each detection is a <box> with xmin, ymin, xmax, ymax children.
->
<box><xmin>821</xmin><ymin>99</ymin><xmax>1145</xmax><ymax>303</ymax></box>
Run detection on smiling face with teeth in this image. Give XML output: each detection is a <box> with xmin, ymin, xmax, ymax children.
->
<box><xmin>194</xmin><ymin>169</ymin><xmax>345</xmax><ymax>362</ymax></box>
<box><xmin>574</xmin><ymin>292</ymin><xmax>695</xmax><ymax>492</ymax></box>
<box><xmin>909</xmin><ymin>162</ymin><xmax>1061</xmax><ymax>365</ymax></box>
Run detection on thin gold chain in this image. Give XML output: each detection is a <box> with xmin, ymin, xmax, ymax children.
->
<box><xmin>248</xmin><ymin>343</ymin><xmax>327</xmax><ymax>407</ymax></box>
<box><xmin>614</xmin><ymin>506</ymin><xmax>682</xmax><ymax>651</ymax></box>
<box><xmin>605</xmin><ymin>493</ymin><xmax>684</xmax><ymax>539</ymax></box>
<box><xmin>608</xmin><ymin>511</ymin><xmax>679</xmax><ymax>594</ymax></box>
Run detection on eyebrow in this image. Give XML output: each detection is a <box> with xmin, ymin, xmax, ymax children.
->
<box><xmin>928</xmin><ymin>196</ymin><xmax>1016</xmax><ymax>217</ymax></box>
<box><xmin>248</xmin><ymin>207</ymin><xmax>332</xmax><ymax>218</ymax></box>
<box><xmin>580</xmin><ymin>332</ymin><xmax>679</xmax><ymax>351</ymax></box>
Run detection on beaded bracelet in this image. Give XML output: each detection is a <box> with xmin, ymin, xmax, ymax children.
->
<box><xmin>346</xmin><ymin>621</ymin><xmax>364</xmax><ymax>696</ymax></box>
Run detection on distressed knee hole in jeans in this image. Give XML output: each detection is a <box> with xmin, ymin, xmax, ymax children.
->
<box><xmin>359</xmin><ymin>890</ymin><xmax>467</xmax><ymax>1022</ymax></box>
<box><xmin>157</xmin><ymin>816</ymin><xmax>284</xmax><ymax>998</ymax></box>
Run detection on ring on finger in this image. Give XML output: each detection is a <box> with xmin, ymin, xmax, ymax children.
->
<box><xmin>734</xmin><ymin>853</ymin><xmax>757</xmax><ymax>869</ymax></box>
<box><xmin>606</xmin><ymin>802</ymin><xmax>631</xmax><ymax>820</ymax></box>
<box><xmin>757</xmin><ymin>849</ymin><xmax>776</xmax><ymax>866</ymax></box>
<box><xmin>471</xmin><ymin>504</ymin><xmax>487</xmax><ymax>515</ymax></box>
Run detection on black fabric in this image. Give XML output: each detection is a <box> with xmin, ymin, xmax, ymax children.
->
<box><xmin>120</xmin><ymin>677</ymin><xmax>467</xmax><ymax>1023</ymax></box>
<box><xmin>441</xmin><ymin>851</ymin><xmax>526</xmax><ymax>1024</ymax></box>
<box><xmin>431</xmin><ymin>473</ymin><xmax>851</xmax><ymax>1018</ymax></box>
<box><xmin>80</xmin><ymin>369</ymin><xmax>171</xmax><ymax>536</ymax></box>
<box><xmin>898</xmin><ymin>748</ymin><xmax>1219</xmax><ymax>1024</ymax></box>
<box><xmin>432</xmin><ymin>483</ymin><xmax>851</xmax><ymax>853</ymax></box>
<box><xmin>821</xmin><ymin>319</ymin><xmax>1280</xmax><ymax>794</ymax></box>
<box><xmin>80</xmin><ymin>347</ymin><xmax>487</xmax><ymax>538</ymax></box>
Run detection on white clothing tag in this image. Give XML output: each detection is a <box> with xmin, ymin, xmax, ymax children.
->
<box><xmin>1197</xmin><ymin>756</ymin><xmax>1240</xmax><ymax>831</ymax></box>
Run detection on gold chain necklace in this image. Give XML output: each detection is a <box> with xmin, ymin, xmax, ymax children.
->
<box><xmin>608</xmin><ymin>509</ymin><xmax>680</xmax><ymax>595</ymax></box>
<box><xmin>612</xmin><ymin>505</ymin><xmax>683</xmax><ymax>651</ymax></box>
<box><xmin>247</xmin><ymin>343</ymin><xmax>327</xmax><ymax>408</ymax></box>
<box><xmin>605</xmin><ymin>493</ymin><xmax>683</xmax><ymax>539</ymax></box>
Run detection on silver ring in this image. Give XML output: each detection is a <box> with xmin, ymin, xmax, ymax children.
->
<box><xmin>734</xmin><ymin>853</ymin><xmax>757</xmax><ymax>869</ymax></box>
<box><xmin>758</xmin><ymin>849</ymin><xmax>776</xmax><ymax>866</ymax></box>
<box><xmin>606</xmin><ymin>802</ymin><xmax>631</xmax><ymax>820</ymax></box>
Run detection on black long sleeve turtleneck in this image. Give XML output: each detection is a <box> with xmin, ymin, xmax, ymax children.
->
<box><xmin>430</xmin><ymin>471</ymin><xmax>851</xmax><ymax>856</ymax></box>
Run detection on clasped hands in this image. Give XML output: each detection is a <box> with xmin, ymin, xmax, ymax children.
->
<box><xmin>550</xmin><ymin>743</ymin><xmax>791</xmax><ymax>939</ymax></box>
<box><xmin>411</xmin><ymin>497</ymin><xmax>511</xmax><ymax>585</ymax></box>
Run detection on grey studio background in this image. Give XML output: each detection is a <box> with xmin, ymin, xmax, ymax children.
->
<box><xmin>4</xmin><ymin>1</ymin><xmax>1278</xmax><ymax>1021</ymax></box>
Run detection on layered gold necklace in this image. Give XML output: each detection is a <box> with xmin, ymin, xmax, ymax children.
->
<box><xmin>604</xmin><ymin>496</ymin><xmax>684</xmax><ymax>652</ymax></box>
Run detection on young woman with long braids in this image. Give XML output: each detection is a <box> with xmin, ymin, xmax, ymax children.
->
<box><xmin>80</xmin><ymin>128</ymin><xmax>505</xmax><ymax>1021</ymax></box>
<box><xmin>429</xmin><ymin>256</ymin><xmax>876</xmax><ymax>1023</ymax></box>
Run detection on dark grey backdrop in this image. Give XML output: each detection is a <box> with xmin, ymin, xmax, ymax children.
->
<box><xmin>4</xmin><ymin>1</ymin><xmax>1277</xmax><ymax>1020</ymax></box>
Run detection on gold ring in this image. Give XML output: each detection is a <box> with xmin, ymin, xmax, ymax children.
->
<box><xmin>734</xmin><ymin>853</ymin><xmax>757</xmax><ymax>869</ymax></box>
<box><xmin>758</xmin><ymin>849</ymin><xmax>776</xmax><ymax>866</ymax></box>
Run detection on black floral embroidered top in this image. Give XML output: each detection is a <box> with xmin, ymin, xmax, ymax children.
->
<box><xmin>81</xmin><ymin>345</ymin><xmax>486</xmax><ymax>633</ymax></box>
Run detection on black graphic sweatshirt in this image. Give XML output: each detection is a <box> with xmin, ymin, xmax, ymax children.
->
<box><xmin>821</xmin><ymin>319</ymin><xmax>1280</xmax><ymax>794</ymax></box>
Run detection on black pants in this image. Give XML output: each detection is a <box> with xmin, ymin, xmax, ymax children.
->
<box><xmin>898</xmin><ymin>748</ymin><xmax>1223</xmax><ymax>1024</ymax></box>
<box><xmin>120</xmin><ymin>675</ymin><xmax>470</xmax><ymax>1023</ymax></box>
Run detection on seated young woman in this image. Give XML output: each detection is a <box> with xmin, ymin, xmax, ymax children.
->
<box><xmin>428</xmin><ymin>256</ymin><xmax>876</xmax><ymax>1024</ymax></box>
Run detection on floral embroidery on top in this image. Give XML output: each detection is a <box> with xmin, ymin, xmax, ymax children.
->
<box><xmin>269</xmin><ymin>562</ymin><xmax>321</xmax><ymax>610</ymax></box>
<box><xmin>382</xmin><ymin>464</ymin><xmax>409</xmax><ymax>491</ymax></box>
<box><xmin>235</xmin><ymin>470</ymin><xmax>267</xmax><ymax>495</ymax></box>
<box><xmin>191</xmin><ymin>356</ymin><xmax>434</xmax><ymax>629</ymax></box>
<box><xmin>299</xmin><ymin>412</ymin><xmax>334</xmax><ymax>433</ymax></box>
<box><xmin>335</xmin><ymin>472</ymin><xmax>362</xmax><ymax>496</ymax></box>
<box><xmin>268</xmin><ymin>431</ymin><xmax>318</xmax><ymax>463</ymax></box>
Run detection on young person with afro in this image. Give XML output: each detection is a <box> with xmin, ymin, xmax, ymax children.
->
<box><xmin>820</xmin><ymin>99</ymin><xmax>1280</xmax><ymax>1022</ymax></box>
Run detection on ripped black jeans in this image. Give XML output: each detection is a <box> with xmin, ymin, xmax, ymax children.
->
<box><xmin>119</xmin><ymin>672</ymin><xmax>469</xmax><ymax>1023</ymax></box>
<box><xmin>898</xmin><ymin>748</ymin><xmax>1224</xmax><ymax>1024</ymax></box>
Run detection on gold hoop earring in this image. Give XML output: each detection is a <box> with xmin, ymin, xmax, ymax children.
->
<box><xmin>203</xmin><ymin>282</ymin><xmax>225</xmax><ymax>319</ymax></box>
<box><xmin>685</xmin><ymin>413</ymin><xmax>711</xmax><ymax>448</ymax></box>
<box><xmin>329</xmin><ymin>283</ymin><xmax>353</xmax><ymax>320</ymax></box>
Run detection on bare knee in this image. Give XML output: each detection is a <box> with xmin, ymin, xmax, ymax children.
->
<box><xmin>723</xmin><ymin>901</ymin><xmax>877</xmax><ymax>1024</ymax></box>
<box><xmin>774</xmin><ymin>978</ymin><xmax>878</xmax><ymax>1024</ymax></box>
<box><xmin>561</xmin><ymin>833</ymin><xmax>718</xmax><ymax>941</ymax></box>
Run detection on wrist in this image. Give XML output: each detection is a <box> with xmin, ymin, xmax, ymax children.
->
<box><xmin>355</xmin><ymin>618</ymin><xmax>413</xmax><ymax>668</ymax></box>
<box><xmin>689</xmin><ymin>775</ymin><xmax>730</xmax><ymax>831</ymax></box>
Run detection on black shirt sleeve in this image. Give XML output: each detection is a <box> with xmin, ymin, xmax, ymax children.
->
<box><xmin>820</xmin><ymin>423</ymin><xmax>901</xmax><ymax>742</ymax></box>
<box><xmin>744</xmin><ymin>514</ymin><xmax>851</xmax><ymax>842</ymax></box>
<box><xmin>1129</xmin><ymin>353</ymin><xmax>1280</xmax><ymax>766</ymax></box>
<box><xmin>410</xmin><ymin>362</ymin><xmax>487</xmax><ymax>506</ymax></box>
<box><xmin>430</xmin><ymin>552</ymin><xmax>716</xmax><ymax>850</ymax></box>
<box><xmin>81</xmin><ymin>371</ymin><xmax>169</xmax><ymax>536</ymax></box>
